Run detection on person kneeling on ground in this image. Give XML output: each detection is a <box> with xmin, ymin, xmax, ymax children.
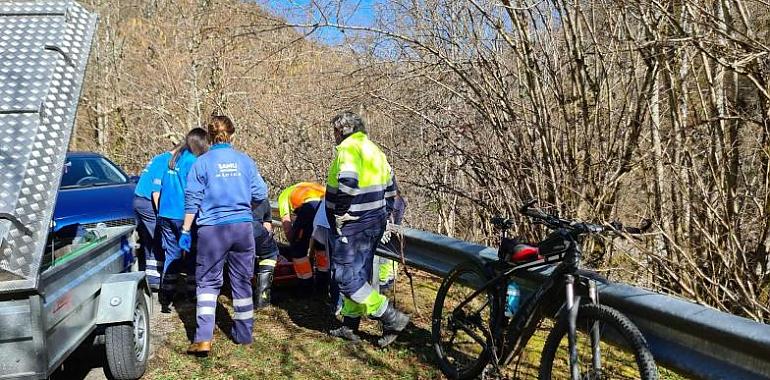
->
<box><xmin>377</xmin><ymin>189</ymin><xmax>407</xmax><ymax>292</ymax></box>
<box><xmin>278</xmin><ymin>182</ymin><xmax>330</xmax><ymax>296</ymax></box>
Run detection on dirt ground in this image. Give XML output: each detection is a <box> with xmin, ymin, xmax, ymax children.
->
<box><xmin>50</xmin><ymin>291</ymin><xmax>178</xmax><ymax>380</ymax></box>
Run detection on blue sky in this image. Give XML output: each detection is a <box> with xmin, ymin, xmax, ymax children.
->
<box><xmin>259</xmin><ymin>0</ymin><xmax>379</xmax><ymax>44</ymax></box>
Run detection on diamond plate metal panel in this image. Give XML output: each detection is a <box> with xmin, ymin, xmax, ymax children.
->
<box><xmin>0</xmin><ymin>1</ymin><xmax>97</xmax><ymax>293</ymax></box>
<box><xmin>0</xmin><ymin>1</ymin><xmax>67</xmax><ymax>15</ymax></box>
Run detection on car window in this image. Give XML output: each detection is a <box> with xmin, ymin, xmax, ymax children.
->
<box><xmin>60</xmin><ymin>157</ymin><xmax>127</xmax><ymax>188</ymax></box>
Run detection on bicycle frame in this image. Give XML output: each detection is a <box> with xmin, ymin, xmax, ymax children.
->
<box><xmin>497</xmin><ymin>250</ymin><xmax>581</xmax><ymax>366</ymax></box>
<box><xmin>439</xmin><ymin>201</ymin><xmax>653</xmax><ymax>380</ymax></box>
<box><xmin>450</xmin><ymin>227</ymin><xmax>601</xmax><ymax>378</ymax></box>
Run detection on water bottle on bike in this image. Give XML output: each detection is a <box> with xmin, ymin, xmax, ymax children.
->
<box><xmin>504</xmin><ymin>281</ymin><xmax>520</xmax><ymax>317</ymax></box>
<box><xmin>431</xmin><ymin>199</ymin><xmax>658</xmax><ymax>380</ymax></box>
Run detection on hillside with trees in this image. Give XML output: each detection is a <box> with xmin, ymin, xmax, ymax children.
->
<box><xmin>73</xmin><ymin>0</ymin><xmax>770</xmax><ymax>323</ymax></box>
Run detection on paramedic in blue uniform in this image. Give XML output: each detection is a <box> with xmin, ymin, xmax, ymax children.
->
<box><xmin>182</xmin><ymin>115</ymin><xmax>268</xmax><ymax>356</ymax></box>
<box><xmin>133</xmin><ymin>148</ymin><xmax>174</xmax><ymax>289</ymax></box>
<box><xmin>157</xmin><ymin>128</ymin><xmax>209</xmax><ymax>312</ymax></box>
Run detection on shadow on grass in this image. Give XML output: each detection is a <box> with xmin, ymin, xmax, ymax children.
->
<box><xmin>271</xmin><ymin>286</ymin><xmax>438</xmax><ymax>378</ymax></box>
<box><xmin>172</xmin><ymin>292</ymin><xmax>237</xmax><ymax>343</ymax></box>
<box><xmin>272</xmin><ymin>286</ymin><xmax>338</xmax><ymax>331</ymax></box>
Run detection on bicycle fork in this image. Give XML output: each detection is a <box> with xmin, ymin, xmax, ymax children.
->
<box><xmin>566</xmin><ymin>276</ymin><xmax>602</xmax><ymax>380</ymax></box>
<box><xmin>589</xmin><ymin>280</ymin><xmax>602</xmax><ymax>374</ymax></box>
<box><xmin>565</xmin><ymin>275</ymin><xmax>580</xmax><ymax>380</ymax></box>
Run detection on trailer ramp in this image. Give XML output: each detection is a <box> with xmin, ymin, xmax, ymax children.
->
<box><xmin>0</xmin><ymin>0</ymin><xmax>97</xmax><ymax>294</ymax></box>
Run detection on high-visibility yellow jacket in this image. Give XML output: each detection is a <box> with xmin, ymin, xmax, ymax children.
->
<box><xmin>277</xmin><ymin>182</ymin><xmax>325</xmax><ymax>218</ymax></box>
<box><xmin>325</xmin><ymin>131</ymin><xmax>397</xmax><ymax>234</ymax></box>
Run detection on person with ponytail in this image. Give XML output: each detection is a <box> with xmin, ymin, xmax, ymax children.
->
<box><xmin>157</xmin><ymin>128</ymin><xmax>209</xmax><ymax>312</ymax></box>
<box><xmin>182</xmin><ymin>115</ymin><xmax>268</xmax><ymax>355</ymax></box>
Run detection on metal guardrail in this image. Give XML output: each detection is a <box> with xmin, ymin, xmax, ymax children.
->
<box><xmin>374</xmin><ymin>227</ymin><xmax>770</xmax><ymax>380</ymax></box>
<box><xmin>273</xmin><ymin>202</ymin><xmax>769</xmax><ymax>379</ymax></box>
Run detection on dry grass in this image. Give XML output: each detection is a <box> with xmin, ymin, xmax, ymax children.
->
<box><xmin>144</xmin><ymin>270</ymin><xmax>692</xmax><ymax>380</ymax></box>
<box><xmin>144</xmin><ymin>278</ymin><xmax>440</xmax><ymax>380</ymax></box>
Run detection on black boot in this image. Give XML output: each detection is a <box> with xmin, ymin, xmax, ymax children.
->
<box><xmin>254</xmin><ymin>267</ymin><xmax>274</xmax><ymax>309</ymax></box>
<box><xmin>159</xmin><ymin>291</ymin><xmax>172</xmax><ymax>313</ymax></box>
<box><xmin>374</xmin><ymin>303</ymin><xmax>410</xmax><ymax>347</ymax></box>
<box><xmin>159</xmin><ymin>273</ymin><xmax>177</xmax><ymax>313</ymax></box>
<box><xmin>329</xmin><ymin>316</ymin><xmax>361</xmax><ymax>342</ymax></box>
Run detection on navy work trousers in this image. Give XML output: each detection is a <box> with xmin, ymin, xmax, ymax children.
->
<box><xmin>133</xmin><ymin>195</ymin><xmax>162</xmax><ymax>287</ymax></box>
<box><xmin>159</xmin><ymin>217</ymin><xmax>185</xmax><ymax>301</ymax></box>
<box><xmin>194</xmin><ymin>222</ymin><xmax>255</xmax><ymax>344</ymax></box>
<box><xmin>289</xmin><ymin>201</ymin><xmax>322</xmax><ymax>258</ymax></box>
<box><xmin>253</xmin><ymin>222</ymin><xmax>278</xmax><ymax>264</ymax></box>
<box><xmin>289</xmin><ymin>201</ymin><xmax>322</xmax><ymax>281</ymax></box>
<box><xmin>329</xmin><ymin>221</ymin><xmax>386</xmax><ymax>299</ymax></box>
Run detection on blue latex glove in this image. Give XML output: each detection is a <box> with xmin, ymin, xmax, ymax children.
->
<box><xmin>179</xmin><ymin>230</ymin><xmax>192</xmax><ymax>252</ymax></box>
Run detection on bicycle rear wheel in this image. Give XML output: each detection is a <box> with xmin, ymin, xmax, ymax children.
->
<box><xmin>539</xmin><ymin>303</ymin><xmax>658</xmax><ymax>380</ymax></box>
<box><xmin>432</xmin><ymin>260</ymin><xmax>500</xmax><ymax>379</ymax></box>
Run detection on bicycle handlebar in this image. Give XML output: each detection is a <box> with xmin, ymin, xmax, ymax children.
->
<box><xmin>518</xmin><ymin>199</ymin><xmax>651</xmax><ymax>236</ymax></box>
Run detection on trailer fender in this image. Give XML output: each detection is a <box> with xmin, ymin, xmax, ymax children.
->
<box><xmin>96</xmin><ymin>272</ymin><xmax>151</xmax><ymax>325</ymax></box>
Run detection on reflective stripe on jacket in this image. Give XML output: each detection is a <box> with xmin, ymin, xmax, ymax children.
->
<box><xmin>325</xmin><ymin>131</ymin><xmax>397</xmax><ymax>234</ymax></box>
<box><xmin>277</xmin><ymin>182</ymin><xmax>325</xmax><ymax>218</ymax></box>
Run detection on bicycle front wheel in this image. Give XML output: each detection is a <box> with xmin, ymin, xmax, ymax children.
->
<box><xmin>539</xmin><ymin>303</ymin><xmax>658</xmax><ymax>380</ymax></box>
<box><xmin>432</xmin><ymin>260</ymin><xmax>500</xmax><ymax>380</ymax></box>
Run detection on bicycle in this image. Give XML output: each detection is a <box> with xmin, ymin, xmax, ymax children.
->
<box><xmin>431</xmin><ymin>199</ymin><xmax>658</xmax><ymax>379</ymax></box>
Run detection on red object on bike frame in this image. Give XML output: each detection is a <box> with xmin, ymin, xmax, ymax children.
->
<box><xmin>510</xmin><ymin>244</ymin><xmax>541</xmax><ymax>263</ymax></box>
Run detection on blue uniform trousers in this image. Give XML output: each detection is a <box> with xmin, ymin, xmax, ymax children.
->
<box><xmin>195</xmin><ymin>222</ymin><xmax>255</xmax><ymax>344</ymax></box>
<box><xmin>160</xmin><ymin>217</ymin><xmax>185</xmax><ymax>302</ymax></box>
<box><xmin>133</xmin><ymin>195</ymin><xmax>162</xmax><ymax>288</ymax></box>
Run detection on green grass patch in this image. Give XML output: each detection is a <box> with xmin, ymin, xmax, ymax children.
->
<box><xmin>145</xmin><ymin>271</ymin><xmax>693</xmax><ymax>379</ymax></box>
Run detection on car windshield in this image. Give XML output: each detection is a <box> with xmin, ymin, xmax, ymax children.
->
<box><xmin>60</xmin><ymin>157</ymin><xmax>128</xmax><ymax>189</ymax></box>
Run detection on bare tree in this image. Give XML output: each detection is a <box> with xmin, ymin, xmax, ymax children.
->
<box><xmin>73</xmin><ymin>0</ymin><xmax>770</xmax><ymax>321</ymax></box>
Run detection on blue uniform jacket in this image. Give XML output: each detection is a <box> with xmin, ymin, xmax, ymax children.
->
<box><xmin>184</xmin><ymin>143</ymin><xmax>268</xmax><ymax>226</ymax></box>
<box><xmin>134</xmin><ymin>151</ymin><xmax>172</xmax><ymax>199</ymax></box>
<box><xmin>158</xmin><ymin>150</ymin><xmax>197</xmax><ymax>220</ymax></box>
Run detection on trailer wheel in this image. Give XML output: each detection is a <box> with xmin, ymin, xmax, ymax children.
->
<box><xmin>105</xmin><ymin>291</ymin><xmax>149</xmax><ymax>380</ymax></box>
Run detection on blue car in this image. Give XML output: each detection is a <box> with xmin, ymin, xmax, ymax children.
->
<box><xmin>52</xmin><ymin>152</ymin><xmax>136</xmax><ymax>235</ymax></box>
